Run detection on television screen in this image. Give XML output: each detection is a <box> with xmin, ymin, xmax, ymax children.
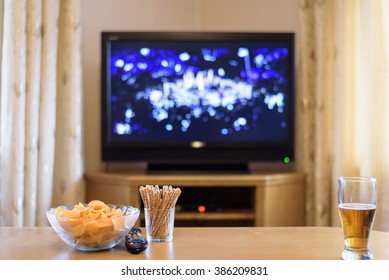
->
<box><xmin>101</xmin><ymin>32</ymin><xmax>295</xmax><ymax>170</ymax></box>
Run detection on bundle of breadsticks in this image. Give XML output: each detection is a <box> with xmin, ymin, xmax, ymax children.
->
<box><xmin>139</xmin><ymin>185</ymin><xmax>181</xmax><ymax>240</ymax></box>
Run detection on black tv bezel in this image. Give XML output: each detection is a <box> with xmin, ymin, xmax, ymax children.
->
<box><xmin>101</xmin><ymin>31</ymin><xmax>295</xmax><ymax>168</ymax></box>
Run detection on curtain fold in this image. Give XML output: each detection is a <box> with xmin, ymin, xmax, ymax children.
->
<box><xmin>25</xmin><ymin>0</ymin><xmax>43</xmax><ymax>226</ymax></box>
<box><xmin>0</xmin><ymin>0</ymin><xmax>84</xmax><ymax>226</ymax></box>
<box><xmin>0</xmin><ymin>0</ymin><xmax>28</xmax><ymax>226</ymax></box>
<box><xmin>297</xmin><ymin>0</ymin><xmax>335</xmax><ymax>226</ymax></box>
<box><xmin>52</xmin><ymin>0</ymin><xmax>85</xmax><ymax>209</ymax></box>
<box><xmin>298</xmin><ymin>0</ymin><xmax>389</xmax><ymax>231</ymax></box>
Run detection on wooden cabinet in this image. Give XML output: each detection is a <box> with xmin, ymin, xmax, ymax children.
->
<box><xmin>84</xmin><ymin>172</ymin><xmax>306</xmax><ymax>227</ymax></box>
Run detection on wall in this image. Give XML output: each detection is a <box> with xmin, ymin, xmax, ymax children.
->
<box><xmin>82</xmin><ymin>0</ymin><xmax>300</xmax><ymax>172</ymax></box>
<box><xmin>199</xmin><ymin>0</ymin><xmax>298</xmax><ymax>32</ymax></box>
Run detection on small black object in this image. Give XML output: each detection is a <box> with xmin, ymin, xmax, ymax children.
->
<box><xmin>125</xmin><ymin>228</ymin><xmax>148</xmax><ymax>254</ymax></box>
<box><xmin>129</xmin><ymin>227</ymin><xmax>143</xmax><ymax>237</ymax></box>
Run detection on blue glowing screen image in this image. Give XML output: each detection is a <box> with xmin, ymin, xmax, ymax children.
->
<box><xmin>107</xmin><ymin>40</ymin><xmax>292</xmax><ymax>143</ymax></box>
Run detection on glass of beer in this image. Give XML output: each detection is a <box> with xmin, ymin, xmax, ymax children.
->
<box><xmin>338</xmin><ymin>177</ymin><xmax>377</xmax><ymax>260</ymax></box>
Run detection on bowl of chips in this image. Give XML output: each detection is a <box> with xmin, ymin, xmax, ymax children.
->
<box><xmin>46</xmin><ymin>200</ymin><xmax>140</xmax><ymax>251</ymax></box>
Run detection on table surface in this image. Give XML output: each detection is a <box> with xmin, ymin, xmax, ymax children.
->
<box><xmin>1</xmin><ymin>226</ymin><xmax>389</xmax><ymax>260</ymax></box>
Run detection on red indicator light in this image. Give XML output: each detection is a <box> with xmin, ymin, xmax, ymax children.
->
<box><xmin>197</xmin><ymin>205</ymin><xmax>206</xmax><ymax>213</ymax></box>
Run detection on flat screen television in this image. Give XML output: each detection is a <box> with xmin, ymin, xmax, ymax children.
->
<box><xmin>101</xmin><ymin>31</ymin><xmax>295</xmax><ymax>172</ymax></box>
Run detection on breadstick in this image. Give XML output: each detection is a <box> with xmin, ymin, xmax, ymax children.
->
<box><xmin>139</xmin><ymin>185</ymin><xmax>181</xmax><ymax>240</ymax></box>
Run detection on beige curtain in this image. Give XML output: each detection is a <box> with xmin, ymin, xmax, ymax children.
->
<box><xmin>298</xmin><ymin>0</ymin><xmax>389</xmax><ymax>231</ymax></box>
<box><xmin>0</xmin><ymin>0</ymin><xmax>85</xmax><ymax>226</ymax></box>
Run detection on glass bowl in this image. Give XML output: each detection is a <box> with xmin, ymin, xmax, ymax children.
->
<box><xmin>46</xmin><ymin>203</ymin><xmax>140</xmax><ymax>251</ymax></box>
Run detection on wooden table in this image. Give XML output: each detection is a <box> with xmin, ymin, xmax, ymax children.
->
<box><xmin>1</xmin><ymin>227</ymin><xmax>389</xmax><ymax>260</ymax></box>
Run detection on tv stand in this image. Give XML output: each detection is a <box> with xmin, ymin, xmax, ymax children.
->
<box><xmin>84</xmin><ymin>171</ymin><xmax>306</xmax><ymax>227</ymax></box>
<box><xmin>147</xmin><ymin>163</ymin><xmax>250</xmax><ymax>174</ymax></box>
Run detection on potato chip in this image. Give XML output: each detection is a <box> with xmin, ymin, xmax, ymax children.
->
<box><xmin>57</xmin><ymin>216</ymin><xmax>84</xmax><ymax>235</ymax></box>
<box><xmin>84</xmin><ymin>220</ymin><xmax>100</xmax><ymax>236</ymax></box>
<box><xmin>55</xmin><ymin>200</ymin><xmax>126</xmax><ymax>247</ymax></box>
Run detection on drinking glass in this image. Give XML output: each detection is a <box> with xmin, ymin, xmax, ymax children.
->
<box><xmin>338</xmin><ymin>177</ymin><xmax>377</xmax><ymax>260</ymax></box>
<box><xmin>144</xmin><ymin>207</ymin><xmax>175</xmax><ymax>242</ymax></box>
